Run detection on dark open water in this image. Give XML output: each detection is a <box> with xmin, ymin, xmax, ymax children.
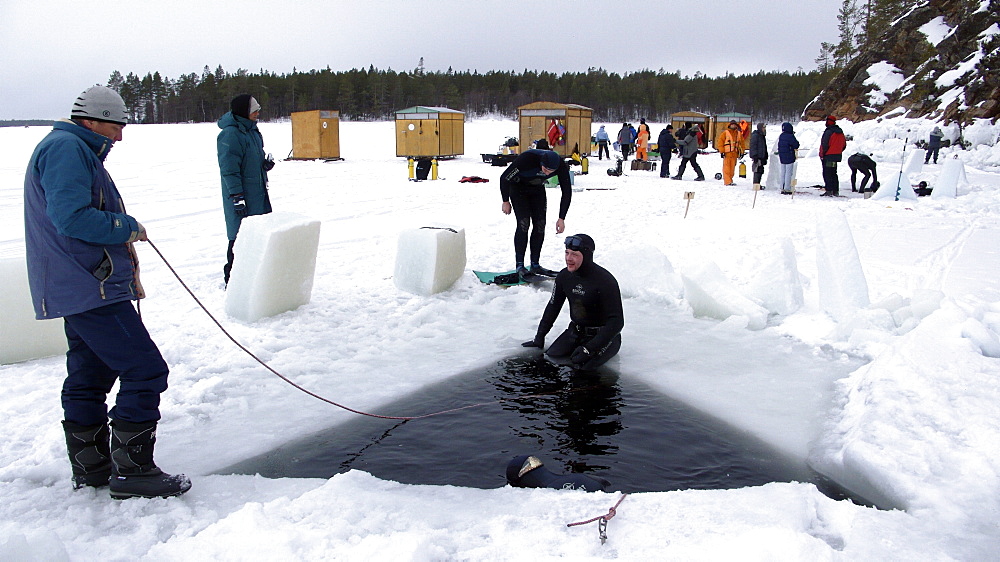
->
<box><xmin>222</xmin><ymin>355</ymin><xmax>864</xmax><ymax>503</ymax></box>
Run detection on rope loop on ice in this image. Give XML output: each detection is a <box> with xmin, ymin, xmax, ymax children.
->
<box><xmin>567</xmin><ymin>493</ymin><xmax>628</xmax><ymax>545</ymax></box>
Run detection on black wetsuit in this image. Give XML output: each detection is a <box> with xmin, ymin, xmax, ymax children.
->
<box><xmin>499</xmin><ymin>150</ymin><xmax>572</xmax><ymax>267</ymax></box>
<box><xmin>535</xmin><ymin>261</ymin><xmax>624</xmax><ymax>370</ymax></box>
<box><xmin>848</xmin><ymin>153</ymin><xmax>878</xmax><ymax>192</ymax></box>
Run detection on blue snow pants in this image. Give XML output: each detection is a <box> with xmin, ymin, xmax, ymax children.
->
<box><xmin>61</xmin><ymin>301</ymin><xmax>169</xmax><ymax>426</ymax></box>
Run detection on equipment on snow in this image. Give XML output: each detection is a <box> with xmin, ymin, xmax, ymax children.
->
<box><xmin>473</xmin><ymin>269</ymin><xmax>551</xmax><ymax>287</ymax></box>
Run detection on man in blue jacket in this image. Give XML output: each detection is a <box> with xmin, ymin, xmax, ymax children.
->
<box><xmin>23</xmin><ymin>85</ymin><xmax>191</xmax><ymax>499</ymax></box>
<box><xmin>217</xmin><ymin>94</ymin><xmax>274</xmax><ymax>285</ymax></box>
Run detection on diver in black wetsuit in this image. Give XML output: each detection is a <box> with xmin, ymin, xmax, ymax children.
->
<box><xmin>499</xmin><ymin>149</ymin><xmax>573</xmax><ymax>276</ymax></box>
<box><xmin>506</xmin><ymin>455</ymin><xmax>610</xmax><ymax>491</ymax></box>
<box><xmin>848</xmin><ymin>152</ymin><xmax>879</xmax><ymax>193</ymax></box>
<box><xmin>522</xmin><ymin>234</ymin><xmax>624</xmax><ymax>370</ymax></box>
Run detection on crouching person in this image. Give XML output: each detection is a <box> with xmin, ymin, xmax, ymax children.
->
<box><xmin>522</xmin><ymin>234</ymin><xmax>624</xmax><ymax>370</ymax></box>
<box><xmin>23</xmin><ymin>85</ymin><xmax>191</xmax><ymax>499</ymax></box>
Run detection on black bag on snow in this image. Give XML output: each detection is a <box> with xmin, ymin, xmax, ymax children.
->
<box><xmin>415</xmin><ymin>159</ymin><xmax>432</xmax><ymax>180</ymax></box>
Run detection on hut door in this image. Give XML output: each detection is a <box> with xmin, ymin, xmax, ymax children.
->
<box><xmin>417</xmin><ymin>120</ymin><xmax>440</xmax><ymax>157</ymax></box>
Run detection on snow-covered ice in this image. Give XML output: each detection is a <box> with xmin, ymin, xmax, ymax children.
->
<box><xmin>1</xmin><ymin>116</ymin><xmax>999</xmax><ymax>559</ymax></box>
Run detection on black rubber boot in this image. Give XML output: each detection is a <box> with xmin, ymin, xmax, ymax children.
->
<box><xmin>63</xmin><ymin>421</ymin><xmax>112</xmax><ymax>489</ymax></box>
<box><xmin>109</xmin><ymin>420</ymin><xmax>191</xmax><ymax>500</ymax></box>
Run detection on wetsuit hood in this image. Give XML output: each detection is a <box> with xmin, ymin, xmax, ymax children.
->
<box><xmin>565</xmin><ymin>233</ymin><xmax>595</xmax><ymax>269</ymax></box>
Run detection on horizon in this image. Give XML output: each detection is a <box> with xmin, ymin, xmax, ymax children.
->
<box><xmin>0</xmin><ymin>0</ymin><xmax>838</xmax><ymax>120</ymax></box>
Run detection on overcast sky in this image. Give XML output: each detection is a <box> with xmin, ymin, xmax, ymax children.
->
<box><xmin>0</xmin><ymin>0</ymin><xmax>840</xmax><ymax>120</ymax></box>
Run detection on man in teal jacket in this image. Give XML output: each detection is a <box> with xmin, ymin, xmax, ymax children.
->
<box><xmin>24</xmin><ymin>85</ymin><xmax>191</xmax><ymax>499</ymax></box>
<box><xmin>217</xmin><ymin>94</ymin><xmax>273</xmax><ymax>284</ymax></box>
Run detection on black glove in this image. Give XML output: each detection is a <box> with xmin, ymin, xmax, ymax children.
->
<box><xmin>263</xmin><ymin>153</ymin><xmax>275</xmax><ymax>171</ymax></box>
<box><xmin>231</xmin><ymin>193</ymin><xmax>248</xmax><ymax>217</ymax></box>
<box><xmin>521</xmin><ymin>335</ymin><xmax>544</xmax><ymax>349</ymax></box>
<box><xmin>570</xmin><ymin>346</ymin><xmax>591</xmax><ymax>365</ymax></box>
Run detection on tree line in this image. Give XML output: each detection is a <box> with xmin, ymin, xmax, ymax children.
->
<box><xmin>105</xmin><ymin>63</ymin><xmax>834</xmax><ymax>126</ymax></box>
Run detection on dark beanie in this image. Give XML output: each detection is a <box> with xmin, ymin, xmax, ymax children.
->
<box><xmin>230</xmin><ymin>94</ymin><xmax>253</xmax><ymax>119</ymax></box>
<box><xmin>541</xmin><ymin>150</ymin><xmax>561</xmax><ymax>169</ymax></box>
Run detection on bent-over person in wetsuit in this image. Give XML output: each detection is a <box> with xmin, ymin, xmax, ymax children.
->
<box><xmin>499</xmin><ymin>148</ymin><xmax>572</xmax><ymax>277</ymax></box>
<box><xmin>848</xmin><ymin>152</ymin><xmax>879</xmax><ymax>193</ymax></box>
<box><xmin>522</xmin><ymin>234</ymin><xmax>624</xmax><ymax>370</ymax></box>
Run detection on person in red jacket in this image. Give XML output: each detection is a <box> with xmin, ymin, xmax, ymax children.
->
<box><xmin>819</xmin><ymin>115</ymin><xmax>847</xmax><ymax>196</ymax></box>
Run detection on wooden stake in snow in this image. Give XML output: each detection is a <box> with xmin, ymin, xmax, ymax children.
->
<box><xmin>752</xmin><ymin>183</ymin><xmax>761</xmax><ymax>209</ymax></box>
<box><xmin>684</xmin><ymin>191</ymin><xmax>695</xmax><ymax>218</ymax></box>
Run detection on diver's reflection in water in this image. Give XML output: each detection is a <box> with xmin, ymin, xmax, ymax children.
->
<box><xmin>490</xmin><ymin>355</ymin><xmax>623</xmax><ymax>474</ymax></box>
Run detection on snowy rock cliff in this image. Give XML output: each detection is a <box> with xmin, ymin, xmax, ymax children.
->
<box><xmin>804</xmin><ymin>0</ymin><xmax>999</xmax><ymax>124</ymax></box>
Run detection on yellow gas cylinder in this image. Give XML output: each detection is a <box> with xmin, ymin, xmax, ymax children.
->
<box><xmin>581</xmin><ymin>156</ymin><xmax>589</xmax><ymax>175</ymax></box>
<box><xmin>431</xmin><ymin>158</ymin><xmax>438</xmax><ymax>180</ymax></box>
<box><xmin>739</xmin><ymin>161</ymin><xmax>747</xmax><ymax>178</ymax></box>
<box><xmin>407</xmin><ymin>157</ymin><xmax>415</xmax><ymax>180</ymax></box>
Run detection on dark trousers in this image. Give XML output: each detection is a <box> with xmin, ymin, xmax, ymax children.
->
<box><xmin>509</xmin><ymin>186</ymin><xmax>547</xmax><ymax>266</ymax></box>
<box><xmin>547</xmin><ymin>327</ymin><xmax>622</xmax><ymax>370</ymax></box>
<box><xmin>621</xmin><ymin>143</ymin><xmax>632</xmax><ymax>160</ymax></box>
<box><xmin>925</xmin><ymin>147</ymin><xmax>939</xmax><ymax>164</ymax></box>
<box><xmin>752</xmin><ymin>158</ymin><xmax>766</xmax><ymax>184</ymax></box>
<box><xmin>223</xmin><ymin>239</ymin><xmax>236</xmax><ymax>285</ymax></box>
<box><xmin>851</xmin><ymin>167</ymin><xmax>874</xmax><ymax>192</ymax></box>
<box><xmin>597</xmin><ymin>142</ymin><xmax>610</xmax><ymax>160</ymax></box>
<box><xmin>62</xmin><ymin>301</ymin><xmax>169</xmax><ymax>426</ymax></box>
<box><xmin>659</xmin><ymin>150</ymin><xmax>672</xmax><ymax>177</ymax></box>
<box><xmin>823</xmin><ymin>157</ymin><xmax>840</xmax><ymax>194</ymax></box>
<box><xmin>676</xmin><ymin>155</ymin><xmax>703</xmax><ymax>179</ymax></box>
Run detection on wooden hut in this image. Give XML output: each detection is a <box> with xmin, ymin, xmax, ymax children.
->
<box><xmin>518</xmin><ymin>102</ymin><xmax>593</xmax><ymax>157</ymax></box>
<box><xmin>711</xmin><ymin>112</ymin><xmax>753</xmax><ymax>151</ymax></box>
<box><xmin>670</xmin><ymin>110</ymin><xmax>712</xmax><ymax>149</ymax></box>
<box><xmin>394</xmin><ymin>106</ymin><xmax>465</xmax><ymax>158</ymax></box>
<box><xmin>289</xmin><ymin>110</ymin><xmax>341</xmax><ymax>160</ymax></box>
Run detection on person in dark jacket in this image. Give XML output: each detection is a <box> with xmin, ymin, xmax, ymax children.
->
<box><xmin>672</xmin><ymin>125</ymin><xmax>705</xmax><ymax>181</ymax></box>
<box><xmin>657</xmin><ymin>125</ymin><xmax>677</xmax><ymax>178</ymax></box>
<box><xmin>500</xmin><ymin>149</ymin><xmax>572</xmax><ymax>276</ymax></box>
<box><xmin>925</xmin><ymin>126</ymin><xmax>943</xmax><ymax>164</ymax></box>
<box><xmin>748</xmin><ymin>123</ymin><xmax>768</xmax><ymax>187</ymax></box>
<box><xmin>522</xmin><ymin>234</ymin><xmax>624</xmax><ymax>370</ymax></box>
<box><xmin>23</xmin><ymin>85</ymin><xmax>191</xmax><ymax>500</ymax></box>
<box><xmin>848</xmin><ymin>152</ymin><xmax>879</xmax><ymax>193</ymax></box>
<box><xmin>217</xmin><ymin>94</ymin><xmax>274</xmax><ymax>285</ymax></box>
<box><xmin>616</xmin><ymin>123</ymin><xmax>632</xmax><ymax>160</ymax></box>
<box><xmin>777</xmin><ymin>122</ymin><xmax>800</xmax><ymax>194</ymax></box>
<box><xmin>819</xmin><ymin>115</ymin><xmax>847</xmax><ymax>196</ymax></box>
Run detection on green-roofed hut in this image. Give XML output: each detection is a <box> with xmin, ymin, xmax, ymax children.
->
<box><xmin>394</xmin><ymin>106</ymin><xmax>465</xmax><ymax>158</ymax></box>
<box><xmin>711</xmin><ymin>112</ymin><xmax>753</xmax><ymax>151</ymax></box>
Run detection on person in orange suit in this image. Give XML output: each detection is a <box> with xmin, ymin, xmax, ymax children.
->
<box><xmin>716</xmin><ymin>120</ymin><xmax>744</xmax><ymax>185</ymax></box>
